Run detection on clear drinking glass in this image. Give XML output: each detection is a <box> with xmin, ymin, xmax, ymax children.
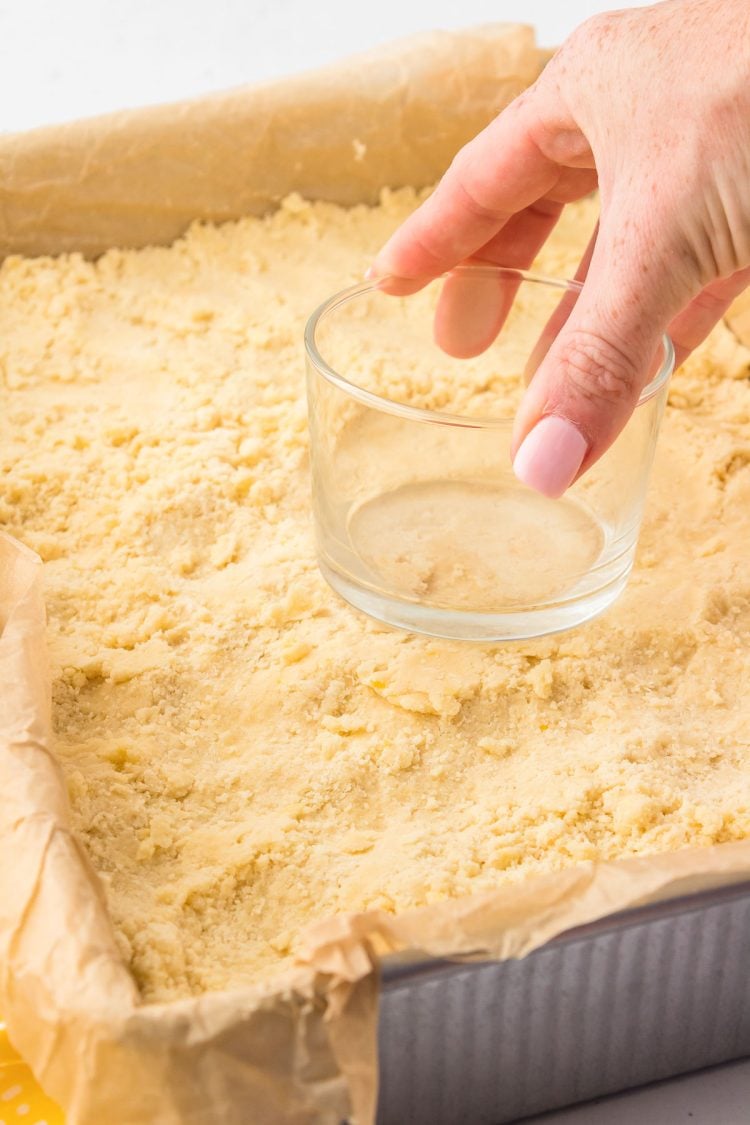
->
<box><xmin>305</xmin><ymin>266</ymin><xmax>673</xmax><ymax>641</ymax></box>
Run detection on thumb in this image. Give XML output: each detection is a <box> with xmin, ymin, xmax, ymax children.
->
<box><xmin>512</xmin><ymin>217</ymin><xmax>681</xmax><ymax>498</ymax></box>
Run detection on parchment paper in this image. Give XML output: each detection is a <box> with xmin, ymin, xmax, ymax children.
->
<box><xmin>0</xmin><ymin>24</ymin><xmax>539</xmax><ymax>260</ymax></box>
<box><xmin>2</xmin><ymin>23</ymin><xmax>750</xmax><ymax>1125</ymax></box>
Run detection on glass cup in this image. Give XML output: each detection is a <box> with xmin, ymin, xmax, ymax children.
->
<box><xmin>304</xmin><ymin>266</ymin><xmax>673</xmax><ymax>641</ymax></box>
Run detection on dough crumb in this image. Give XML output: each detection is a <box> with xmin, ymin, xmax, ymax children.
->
<box><xmin>1</xmin><ymin>192</ymin><xmax>749</xmax><ymax>1001</ymax></box>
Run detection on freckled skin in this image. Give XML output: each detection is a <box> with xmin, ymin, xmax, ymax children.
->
<box><xmin>372</xmin><ymin>0</ymin><xmax>750</xmax><ymax>483</ymax></box>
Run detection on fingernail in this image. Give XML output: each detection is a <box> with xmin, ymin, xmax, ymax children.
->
<box><xmin>513</xmin><ymin>415</ymin><xmax>588</xmax><ymax>499</ymax></box>
<box><xmin>364</xmin><ymin>266</ymin><xmax>376</xmax><ymax>280</ymax></box>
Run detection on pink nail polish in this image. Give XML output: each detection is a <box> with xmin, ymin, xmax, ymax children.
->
<box><xmin>513</xmin><ymin>415</ymin><xmax>588</xmax><ymax>499</ymax></box>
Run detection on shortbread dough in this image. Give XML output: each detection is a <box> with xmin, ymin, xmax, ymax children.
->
<box><xmin>1</xmin><ymin>192</ymin><xmax>749</xmax><ymax>1002</ymax></box>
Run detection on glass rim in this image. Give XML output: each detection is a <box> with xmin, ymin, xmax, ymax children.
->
<box><xmin>304</xmin><ymin>265</ymin><xmax>675</xmax><ymax>429</ymax></box>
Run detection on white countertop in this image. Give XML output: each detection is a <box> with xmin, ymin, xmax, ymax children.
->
<box><xmin>2</xmin><ymin>0</ymin><xmax>747</xmax><ymax>1120</ymax></box>
<box><xmin>525</xmin><ymin>1059</ymin><xmax>750</xmax><ymax>1124</ymax></box>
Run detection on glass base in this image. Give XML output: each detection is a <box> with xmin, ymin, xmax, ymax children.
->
<box><xmin>319</xmin><ymin>557</ymin><xmax>632</xmax><ymax>642</ymax></box>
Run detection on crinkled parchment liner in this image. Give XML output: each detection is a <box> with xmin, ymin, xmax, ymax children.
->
<box><xmin>2</xmin><ymin>24</ymin><xmax>750</xmax><ymax>1125</ymax></box>
<box><xmin>0</xmin><ymin>24</ymin><xmax>538</xmax><ymax>260</ymax></box>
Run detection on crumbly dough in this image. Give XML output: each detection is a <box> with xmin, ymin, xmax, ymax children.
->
<box><xmin>1</xmin><ymin>192</ymin><xmax>749</xmax><ymax>1003</ymax></box>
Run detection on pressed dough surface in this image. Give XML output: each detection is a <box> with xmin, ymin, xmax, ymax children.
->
<box><xmin>348</xmin><ymin>480</ymin><xmax>605</xmax><ymax>608</ymax></box>
<box><xmin>1</xmin><ymin>193</ymin><xmax>749</xmax><ymax>1002</ymax></box>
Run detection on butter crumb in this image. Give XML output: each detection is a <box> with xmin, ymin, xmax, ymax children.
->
<box><xmin>2</xmin><ymin>191</ymin><xmax>747</xmax><ymax>1004</ymax></box>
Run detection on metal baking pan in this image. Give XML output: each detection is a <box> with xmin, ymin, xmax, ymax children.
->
<box><xmin>376</xmin><ymin>880</ymin><xmax>750</xmax><ymax>1123</ymax></box>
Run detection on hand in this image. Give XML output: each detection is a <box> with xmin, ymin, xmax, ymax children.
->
<box><xmin>369</xmin><ymin>0</ymin><xmax>750</xmax><ymax>497</ymax></box>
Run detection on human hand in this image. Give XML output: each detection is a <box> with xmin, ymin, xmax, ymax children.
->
<box><xmin>369</xmin><ymin>0</ymin><xmax>750</xmax><ymax>497</ymax></box>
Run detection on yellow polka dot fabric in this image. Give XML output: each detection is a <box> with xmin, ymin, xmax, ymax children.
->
<box><xmin>0</xmin><ymin>1022</ymin><xmax>63</xmax><ymax>1125</ymax></box>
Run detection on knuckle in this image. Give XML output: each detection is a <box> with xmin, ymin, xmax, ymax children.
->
<box><xmin>552</xmin><ymin>12</ymin><xmax>627</xmax><ymax>117</ymax></box>
<box><xmin>452</xmin><ymin>177</ymin><xmax>505</xmax><ymax>224</ymax></box>
<box><xmin>690</xmin><ymin>283</ymin><xmax>730</xmax><ymax>319</ymax></box>
<box><xmin>559</xmin><ymin>330</ymin><xmax>638</xmax><ymax>409</ymax></box>
<box><xmin>585</xmin><ymin>10</ymin><xmax>622</xmax><ymax>37</ymax></box>
<box><xmin>567</xmin><ymin>11</ymin><xmax>618</xmax><ymax>50</ymax></box>
<box><xmin>409</xmin><ymin>230</ymin><xmax>447</xmax><ymax>275</ymax></box>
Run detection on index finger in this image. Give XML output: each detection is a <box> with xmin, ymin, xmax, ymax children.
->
<box><xmin>370</xmin><ymin>91</ymin><xmax>566</xmax><ymax>281</ymax></box>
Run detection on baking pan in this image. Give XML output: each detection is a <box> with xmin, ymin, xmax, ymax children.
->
<box><xmin>3</xmin><ymin>23</ymin><xmax>750</xmax><ymax>1124</ymax></box>
<box><xmin>377</xmin><ymin>881</ymin><xmax>750</xmax><ymax>1123</ymax></box>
